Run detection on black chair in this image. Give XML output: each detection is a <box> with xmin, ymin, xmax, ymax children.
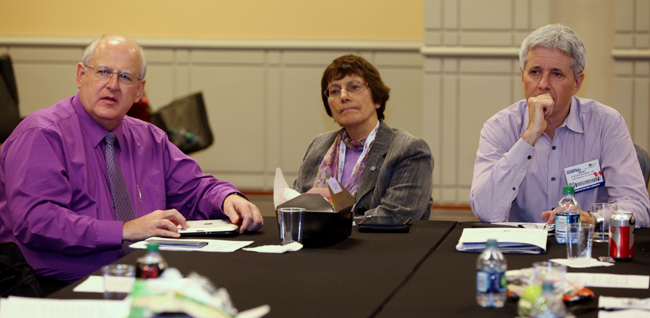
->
<box><xmin>634</xmin><ymin>143</ymin><xmax>650</xmax><ymax>187</ymax></box>
<box><xmin>0</xmin><ymin>241</ymin><xmax>43</xmax><ymax>297</ymax></box>
<box><xmin>150</xmin><ymin>92</ymin><xmax>214</xmax><ymax>154</ymax></box>
<box><xmin>0</xmin><ymin>54</ymin><xmax>21</xmax><ymax>143</ymax></box>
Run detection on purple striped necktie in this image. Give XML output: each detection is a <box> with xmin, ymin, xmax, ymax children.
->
<box><xmin>105</xmin><ymin>132</ymin><xmax>136</xmax><ymax>255</ymax></box>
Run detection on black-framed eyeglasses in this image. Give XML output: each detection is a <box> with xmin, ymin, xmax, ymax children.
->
<box><xmin>324</xmin><ymin>81</ymin><xmax>369</xmax><ymax>98</ymax></box>
<box><xmin>84</xmin><ymin>64</ymin><xmax>141</xmax><ymax>86</ymax></box>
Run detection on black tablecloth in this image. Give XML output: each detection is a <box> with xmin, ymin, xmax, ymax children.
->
<box><xmin>49</xmin><ymin>217</ymin><xmax>457</xmax><ymax>318</ymax></box>
<box><xmin>376</xmin><ymin>222</ymin><xmax>650</xmax><ymax>318</ymax></box>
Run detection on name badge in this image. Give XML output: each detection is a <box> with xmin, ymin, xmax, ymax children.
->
<box><xmin>564</xmin><ymin>159</ymin><xmax>604</xmax><ymax>193</ymax></box>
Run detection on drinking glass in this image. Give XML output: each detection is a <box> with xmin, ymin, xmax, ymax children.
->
<box><xmin>590</xmin><ymin>203</ymin><xmax>617</xmax><ymax>243</ymax></box>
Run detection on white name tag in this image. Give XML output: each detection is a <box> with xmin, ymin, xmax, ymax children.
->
<box><xmin>327</xmin><ymin>178</ymin><xmax>343</xmax><ymax>194</ymax></box>
<box><xmin>564</xmin><ymin>159</ymin><xmax>604</xmax><ymax>193</ymax></box>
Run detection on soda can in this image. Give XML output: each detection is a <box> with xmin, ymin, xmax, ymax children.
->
<box><xmin>609</xmin><ymin>210</ymin><xmax>635</xmax><ymax>260</ymax></box>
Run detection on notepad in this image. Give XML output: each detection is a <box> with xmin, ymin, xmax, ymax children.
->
<box><xmin>455</xmin><ymin>228</ymin><xmax>548</xmax><ymax>254</ymax></box>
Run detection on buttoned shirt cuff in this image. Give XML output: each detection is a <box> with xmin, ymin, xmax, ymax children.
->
<box><xmin>508</xmin><ymin>138</ymin><xmax>535</xmax><ymax>165</ymax></box>
<box><xmin>95</xmin><ymin>220</ymin><xmax>125</xmax><ymax>250</ymax></box>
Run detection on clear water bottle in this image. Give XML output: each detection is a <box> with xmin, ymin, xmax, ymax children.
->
<box><xmin>169</xmin><ymin>128</ymin><xmax>200</xmax><ymax>150</ymax></box>
<box><xmin>136</xmin><ymin>242</ymin><xmax>167</xmax><ymax>279</ymax></box>
<box><xmin>476</xmin><ymin>239</ymin><xmax>507</xmax><ymax>307</ymax></box>
<box><xmin>530</xmin><ymin>281</ymin><xmax>567</xmax><ymax>317</ymax></box>
<box><xmin>555</xmin><ymin>185</ymin><xmax>580</xmax><ymax>244</ymax></box>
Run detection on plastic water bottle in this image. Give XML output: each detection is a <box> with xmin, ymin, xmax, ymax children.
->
<box><xmin>530</xmin><ymin>281</ymin><xmax>567</xmax><ymax>317</ymax></box>
<box><xmin>476</xmin><ymin>239</ymin><xmax>507</xmax><ymax>307</ymax></box>
<box><xmin>168</xmin><ymin>128</ymin><xmax>200</xmax><ymax>150</ymax></box>
<box><xmin>136</xmin><ymin>242</ymin><xmax>167</xmax><ymax>279</ymax></box>
<box><xmin>555</xmin><ymin>185</ymin><xmax>580</xmax><ymax>244</ymax></box>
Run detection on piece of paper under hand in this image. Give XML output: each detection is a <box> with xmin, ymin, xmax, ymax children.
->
<box><xmin>455</xmin><ymin>228</ymin><xmax>547</xmax><ymax>254</ymax></box>
<box><xmin>130</xmin><ymin>237</ymin><xmax>253</xmax><ymax>252</ymax></box>
<box><xmin>273</xmin><ymin>167</ymin><xmax>300</xmax><ymax>208</ymax></box>
<box><xmin>242</xmin><ymin>242</ymin><xmax>303</xmax><ymax>254</ymax></box>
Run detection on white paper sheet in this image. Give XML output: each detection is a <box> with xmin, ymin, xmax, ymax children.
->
<box><xmin>243</xmin><ymin>242</ymin><xmax>303</xmax><ymax>254</ymax></box>
<box><xmin>599</xmin><ymin>296</ymin><xmax>650</xmax><ymax>310</ymax></box>
<box><xmin>598</xmin><ymin>309</ymin><xmax>650</xmax><ymax>318</ymax></box>
<box><xmin>549</xmin><ymin>258</ymin><xmax>615</xmax><ymax>268</ymax></box>
<box><xmin>73</xmin><ymin>275</ymin><xmax>133</xmax><ymax>293</ymax></box>
<box><xmin>492</xmin><ymin>222</ymin><xmax>554</xmax><ymax>231</ymax></box>
<box><xmin>566</xmin><ymin>273</ymin><xmax>649</xmax><ymax>289</ymax></box>
<box><xmin>456</xmin><ymin>228</ymin><xmax>548</xmax><ymax>253</ymax></box>
<box><xmin>273</xmin><ymin>167</ymin><xmax>300</xmax><ymax>208</ymax></box>
<box><xmin>0</xmin><ymin>296</ymin><xmax>129</xmax><ymax>318</ymax></box>
<box><xmin>129</xmin><ymin>237</ymin><xmax>253</xmax><ymax>252</ymax></box>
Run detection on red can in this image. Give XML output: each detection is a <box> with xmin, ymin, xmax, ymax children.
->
<box><xmin>609</xmin><ymin>210</ymin><xmax>635</xmax><ymax>260</ymax></box>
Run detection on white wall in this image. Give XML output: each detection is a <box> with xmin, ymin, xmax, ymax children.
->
<box><xmin>2</xmin><ymin>0</ymin><xmax>648</xmax><ymax>204</ymax></box>
<box><xmin>0</xmin><ymin>39</ymin><xmax>423</xmax><ymax>192</ymax></box>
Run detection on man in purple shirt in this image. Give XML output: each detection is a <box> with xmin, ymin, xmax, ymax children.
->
<box><xmin>471</xmin><ymin>24</ymin><xmax>650</xmax><ymax>227</ymax></box>
<box><xmin>0</xmin><ymin>35</ymin><xmax>263</xmax><ymax>290</ymax></box>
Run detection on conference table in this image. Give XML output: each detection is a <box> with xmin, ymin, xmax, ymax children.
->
<box><xmin>49</xmin><ymin>217</ymin><xmax>650</xmax><ymax>317</ymax></box>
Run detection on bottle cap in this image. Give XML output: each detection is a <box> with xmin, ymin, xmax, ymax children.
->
<box><xmin>542</xmin><ymin>281</ymin><xmax>554</xmax><ymax>291</ymax></box>
<box><xmin>486</xmin><ymin>239</ymin><xmax>498</xmax><ymax>247</ymax></box>
<box><xmin>562</xmin><ymin>185</ymin><xmax>575</xmax><ymax>194</ymax></box>
<box><xmin>146</xmin><ymin>242</ymin><xmax>160</xmax><ymax>252</ymax></box>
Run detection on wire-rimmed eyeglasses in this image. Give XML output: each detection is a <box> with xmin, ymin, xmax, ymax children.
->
<box><xmin>324</xmin><ymin>81</ymin><xmax>369</xmax><ymax>98</ymax></box>
<box><xmin>84</xmin><ymin>64</ymin><xmax>141</xmax><ymax>87</ymax></box>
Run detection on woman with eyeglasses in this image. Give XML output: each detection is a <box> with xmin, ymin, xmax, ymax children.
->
<box><xmin>293</xmin><ymin>54</ymin><xmax>433</xmax><ymax>220</ymax></box>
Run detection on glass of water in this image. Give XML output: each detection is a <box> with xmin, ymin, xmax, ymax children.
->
<box><xmin>590</xmin><ymin>203</ymin><xmax>617</xmax><ymax>243</ymax></box>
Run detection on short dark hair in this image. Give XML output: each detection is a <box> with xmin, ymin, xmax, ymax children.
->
<box><xmin>320</xmin><ymin>54</ymin><xmax>390</xmax><ymax>120</ymax></box>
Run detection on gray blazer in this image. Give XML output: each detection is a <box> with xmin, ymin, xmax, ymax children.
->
<box><xmin>293</xmin><ymin>121</ymin><xmax>433</xmax><ymax>220</ymax></box>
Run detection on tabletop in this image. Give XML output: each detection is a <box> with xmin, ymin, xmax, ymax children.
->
<box><xmin>50</xmin><ymin>217</ymin><xmax>458</xmax><ymax>318</ymax></box>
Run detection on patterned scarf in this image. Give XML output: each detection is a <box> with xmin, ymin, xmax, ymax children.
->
<box><xmin>312</xmin><ymin>125</ymin><xmax>378</xmax><ymax>197</ymax></box>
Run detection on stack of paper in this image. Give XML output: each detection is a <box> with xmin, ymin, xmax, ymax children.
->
<box><xmin>0</xmin><ymin>297</ymin><xmax>129</xmax><ymax>318</ymax></box>
<box><xmin>456</xmin><ymin>228</ymin><xmax>548</xmax><ymax>254</ymax></box>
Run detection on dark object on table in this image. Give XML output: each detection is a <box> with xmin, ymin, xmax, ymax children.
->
<box><xmin>277</xmin><ymin>193</ymin><xmax>353</xmax><ymax>247</ymax></box>
<box><xmin>359</xmin><ymin>216</ymin><xmax>411</xmax><ymax>233</ymax></box>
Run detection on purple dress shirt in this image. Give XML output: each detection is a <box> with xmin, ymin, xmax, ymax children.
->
<box><xmin>470</xmin><ymin>97</ymin><xmax>650</xmax><ymax>227</ymax></box>
<box><xmin>0</xmin><ymin>93</ymin><xmax>241</xmax><ymax>282</ymax></box>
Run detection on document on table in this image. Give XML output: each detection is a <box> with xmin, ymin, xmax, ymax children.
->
<box><xmin>73</xmin><ymin>275</ymin><xmax>134</xmax><ymax>293</ymax></box>
<box><xmin>456</xmin><ymin>228</ymin><xmax>547</xmax><ymax>253</ymax></box>
<box><xmin>0</xmin><ymin>296</ymin><xmax>129</xmax><ymax>318</ymax></box>
<box><xmin>599</xmin><ymin>296</ymin><xmax>650</xmax><ymax>310</ymax></box>
<box><xmin>598</xmin><ymin>310</ymin><xmax>650</xmax><ymax>318</ymax></box>
<box><xmin>566</xmin><ymin>273</ymin><xmax>649</xmax><ymax>289</ymax></box>
<box><xmin>130</xmin><ymin>237</ymin><xmax>253</xmax><ymax>252</ymax></box>
<box><xmin>492</xmin><ymin>222</ymin><xmax>554</xmax><ymax>231</ymax></box>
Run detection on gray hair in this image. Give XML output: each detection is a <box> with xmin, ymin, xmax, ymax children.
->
<box><xmin>519</xmin><ymin>24</ymin><xmax>586</xmax><ymax>78</ymax></box>
<box><xmin>81</xmin><ymin>35</ymin><xmax>147</xmax><ymax>79</ymax></box>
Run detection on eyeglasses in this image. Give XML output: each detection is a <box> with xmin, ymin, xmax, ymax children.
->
<box><xmin>84</xmin><ymin>65</ymin><xmax>141</xmax><ymax>86</ymax></box>
<box><xmin>324</xmin><ymin>81</ymin><xmax>369</xmax><ymax>98</ymax></box>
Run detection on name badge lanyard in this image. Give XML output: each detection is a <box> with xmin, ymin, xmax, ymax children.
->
<box><xmin>336</xmin><ymin>122</ymin><xmax>379</xmax><ymax>183</ymax></box>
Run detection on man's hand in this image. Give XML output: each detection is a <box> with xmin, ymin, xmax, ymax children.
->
<box><xmin>223</xmin><ymin>194</ymin><xmax>263</xmax><ymax>234</ymax></box>
<box><xmin>541</xmin><ymin>209</ymin><xmax>594</xmax><ymax>225</ymax></box>
<box><xmin>122</xmin><ymin>209</ymin><xmax>189</xmax><ymax>241</ymax></box>
<box><xmin>522</xmin><ymin>93</ymin><xmax>554</xmax><ymax>146</ymax></box>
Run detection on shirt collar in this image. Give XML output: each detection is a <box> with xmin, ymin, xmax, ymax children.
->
<box><xmin>562</xmin><ymin>96</ymin><xmax>584</xmax><ymax>134</ymax></box>
<box><xmin>72</xmin><ymin>91</ymin><xmax>126</xmax><ymax>147</ymax></box>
